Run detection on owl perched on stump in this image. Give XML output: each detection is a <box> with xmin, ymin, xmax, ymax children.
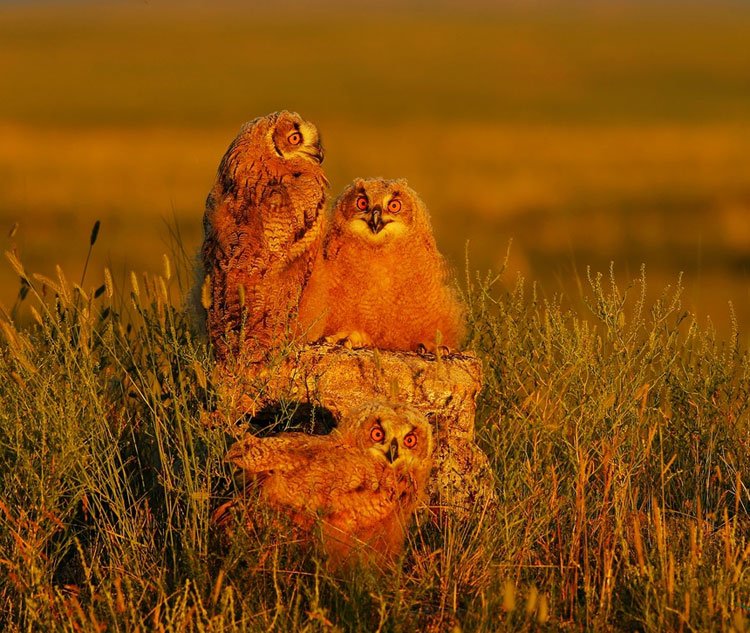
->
<box><xmin>298</xmin><ymin>178</ymin><xmax>465</xmax><ymax>352</ymax></box>
<box><xmin>197</xmin><ymin>111</ymin><xmax>328</xmax><ymax>362</ymax></box>
<box><xmin>223</xmin><ymin>400</ymin><xmax>433</xmax><ymax>569</ymax></box>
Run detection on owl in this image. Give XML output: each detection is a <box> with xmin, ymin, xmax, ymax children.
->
<box><xmin>223</xmin><ymin>400</ymin><xmax>433</xmax><ymax>569</ymax></box>
<box><xmin>196</xmin><ymin>111</ymin><xmax>328</xmax><ymax>363</ymax></box>
<box><xmin>297</xmin><ymin>178</ymin><xmax>465</xmax><ymax>352</ymax></box>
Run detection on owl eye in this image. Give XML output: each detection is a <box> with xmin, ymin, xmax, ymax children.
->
<box><xmin>356</xmin><ymin>196</ymin><xmax>369</xmax><ymax>211</ymax></box>
<box><xmin>403</xmin><ymin>433</ymin><xmax>417</xmax><ymax>448</ymax></box>
<box><xmin>370</xmin><ymin>426</ymin><xmax>385</xmax><ymax>442</ymax></box>
<box><xmin>288</xmin><ymin>132</ymin><xmax>302</xmax><ymax>145</ymax></box>
<box><xmin>387</xmin><ymin>199</ymin><xmax>401</xmax><ymax>213</ymax></box>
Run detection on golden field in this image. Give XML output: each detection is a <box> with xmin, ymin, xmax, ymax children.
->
<box><xmin>3</xmin><ymin>4</ymin><xmax>750</xmax><ymax>631</ymax></box>
<box><xmin>1</xmin><ymin>1</ymin><xmax>749</xmax><ymax>342</ymax></box>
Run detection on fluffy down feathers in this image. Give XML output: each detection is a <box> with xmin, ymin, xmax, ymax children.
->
<box><xmin>298</xmin><ymin>178</ymin><xmax>465</xmax><ymax>352</ymax></box>
<box><xmin>223</xmin><ymin>400</ymin><xmax>433</xmax><ymax>568</ymax></box>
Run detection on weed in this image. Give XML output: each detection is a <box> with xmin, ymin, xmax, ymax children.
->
<box><xmin>0</xmin><ymin>242</ymin><xmax>747</xmax><ymax>631</ymax></box>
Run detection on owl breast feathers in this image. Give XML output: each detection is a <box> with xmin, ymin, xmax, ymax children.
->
<box><xmin>298</xmin><ymin>178</ymin><xmax>466</xmax><ymax>352</ymax></box>
<box><xmin>224</xmin><ymin>400</ymin><xmax>433</xmax><ymax>568</ymax></box>
<box><xmin>197</xmin><ymin>111</ymin><xmax>328</xmax><ymax>362</ymax></box>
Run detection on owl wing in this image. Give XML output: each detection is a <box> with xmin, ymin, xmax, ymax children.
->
<box><xmin>319</xmin><ymin>459</ymin><xmax>406</xmax><ymax>533</ymax></box>
<box><xmin>257</xmin><ymin>187</ymin><xmax>291</xmax><ymax>256</ymax></box>
<box><xmin>257</xmin><ymin>185</ymin><xmax>323</xmax><ymax>264</ymax></box>
<box><xmin>247</xmin><ymin>448</ymin><xmax>361</xmax><ymax>516</ymax></box>
<box><xmin>225</xmin><ymin>432</ymin><xmax>334</xmax><ymax>475</ymax></box>
<box><xmin>287</xmin><ymin>211</ymin><xmax>323</xmax><ymax>262</ymax></box>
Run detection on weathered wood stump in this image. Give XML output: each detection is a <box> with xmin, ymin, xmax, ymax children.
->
<box><xmin>214</xmin><ymin>344</ymin><xmax>496</xmax><ymax>516</ymax></box>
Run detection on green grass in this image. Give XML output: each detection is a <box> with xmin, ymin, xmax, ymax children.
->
<box><xmin>0</xmin><ymin>244</ymin><xmax>748</xmax><ymax>631</ymax></box>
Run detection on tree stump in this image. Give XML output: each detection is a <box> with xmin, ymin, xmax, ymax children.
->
<box><xmin>214</xmin><ymin>344</ymin><xmax>496</xmax><ymax>516</ymax></box>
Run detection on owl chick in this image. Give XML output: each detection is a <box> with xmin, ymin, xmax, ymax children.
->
<box><xmin>197</xmin><ymin>111</ymin><xmax>328</xmax><ymax>363</ymax></box>
<box><xmin>224</xmin><ymin>400</ymin><xmax>433</xmax><ymax>569</ymax></box>
<box><xmin>298</xmin><ymin>179</ymin><xmax>465</xmax><ymax>352</ymax></box>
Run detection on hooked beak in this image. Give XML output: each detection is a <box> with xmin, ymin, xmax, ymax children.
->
<box><xmin>304</xmin><ymin>149</ymin><xmax>324</xmax><ymax>163</ymax></box>
<box><xmin>302</xmin><ymin>139</ymin><xmax>324</xmax><ymax>164</ymax></box>
<box><xmin>310</xmin><ymin>140</ymin><xmax>325</xmax><ymax>163</ymax></box>
<box><xmin>386</xmin><ymin>438</ymin><xmax>399</xmax><ymax>464</ymax></box>
<box><xmin>368</xmin><ymin>206</ymin><xmax>384</xmax><ymax>233</ymax></box>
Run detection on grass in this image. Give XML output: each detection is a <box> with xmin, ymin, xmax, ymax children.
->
<box><xmin>1</xmin><ymin>2</ymin><xmax>749</xmax><ymax>629</ymax></box>
<box><xmin>0</xmin><ymin>238</ymin><xmax>748</xmax><ymax>631</ymax></box>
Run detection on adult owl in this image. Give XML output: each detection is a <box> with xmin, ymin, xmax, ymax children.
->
<box><xmin>224</xmin><ymin>400</ymin><xmax>433</xmax><ymax>568</ymax></box>
<box><xmin>298</xmin><ymin>178</ymin><xmax>465</xmax><ymax>352</ymax></box>
<box><xmin>197</xmin><ymin>111</ymin><xmax>328</xmax><ymax>363</ymax></box>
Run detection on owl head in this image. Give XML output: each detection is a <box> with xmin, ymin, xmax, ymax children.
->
<box><xmin>330</xmin><ymin>179</ymin><xmax>431</xmax><ymax>247</ymax></box>
<box><xmin>341</xmin><ymin>400</ymin><xmax>434</xmax><ymax>472</ymax></box>
<box><xmin>265</xmin><ymin>110</ymin><xmax>325</xmax><ymax>165</ymax></box>
<box><xmin>216</xmin><ymin>111</ymin><xmax>325</xmax><ymax>196</ymax></box>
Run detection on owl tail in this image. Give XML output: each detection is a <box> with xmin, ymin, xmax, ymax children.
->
<box><xmin>211</xmin><ymin>499</ymin><xmax>237</xmax><ymax>528</ymax></box>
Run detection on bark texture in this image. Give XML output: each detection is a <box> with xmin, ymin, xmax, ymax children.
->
<box><xmin>214</xmin><ymin>344</ymin><xmax>496</xmax><ymax>516</ymax></box>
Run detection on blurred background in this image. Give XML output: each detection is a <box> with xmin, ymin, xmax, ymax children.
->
<box><xmin>1</xmin><ymin>0</ymin><xmax>748</xmax><ymax>344</ymax></box>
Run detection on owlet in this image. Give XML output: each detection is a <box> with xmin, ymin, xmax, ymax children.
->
<box><xmin>224</xmin><ymin>400</ymin><xmax>433</xmax><ymax>569</ymax></box>
<box><xmin>298</xmin><ymin>178</ymin><xmax>465</xmax><ymax>351</ymax></box>
<box><xmin>197</xmin><ymin>111</ymin><xmax>328</xmax><ymax>363</ymax></box>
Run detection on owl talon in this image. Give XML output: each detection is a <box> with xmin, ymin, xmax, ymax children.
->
<box><xmin>324</xmin><ymin>331</ymin><xmax>372</xmax><ymax>349</ymax></box>
<box><xmin>324</xmin><ymin>334</ymin><xmax>350</xmax><ymax>347</ymax></box>
<box><xmin>347</xmin><ymin>331</ymin><xmax>373</xmax><ymax>348</ymax></box>
<box><xmin>416</xmin><ymin>343</ymin><xmax>452</xmax><ymax>357</ymax></box>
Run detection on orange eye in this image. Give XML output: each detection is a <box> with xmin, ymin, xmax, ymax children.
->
<box><xmin>288</xmin><ymin>132</ymin><xmax>302</xmax><ymax>145</ymax></box>
<box><xmin>387</xmin><ymin>199</ymin><xmax>401</xmax><ymax>213</ymax></box>
<box><xmin>404</xmin><ymin>433</ymin><xmax>417</xmax><ymax>448</ymax></box>
<box><xmin>370</xmin><ymin>426</ymin><xmax>385</xmax><ymax>442</ymax></box>
<box><xmin>356</xmin><ymin>196</ymin><xmax>369</xmax><ymax>211</ymax></box>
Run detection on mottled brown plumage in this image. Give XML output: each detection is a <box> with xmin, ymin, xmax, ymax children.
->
<box><xmin>224</xmin><ymin>400</ymin><xmax>433</xmax><ymax>568</ymax></box>
<box><xmin>197</xmin><ymin>111</ymin><xmax>328</xmax><ymax>362</ymax></box>
<box><xmin>298</xmin><ymin>178</ymin><xmax>465</xmax><ymax>352</ymax></box>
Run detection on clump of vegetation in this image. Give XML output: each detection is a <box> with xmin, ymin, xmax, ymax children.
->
<box><xmin>0</xmin><ymin>232</ymin><xmax>748</xmax><ymax>631</ymax></box>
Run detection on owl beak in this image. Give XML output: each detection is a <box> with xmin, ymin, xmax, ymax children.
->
<box><xmin>310</xmin><ymin>140</ymin><xmax>325</xmax><ymax>163</ymax></box>
<box><xmin>368</xmin><ymin>206</ymin><xmax>384</xmax><ymax>233</ymax></box>
<box><xmin>302</xmin><ymin>140</ymin><xmax>324</xmax><ymax>164</ymax></box>
<box><xmin>304</xmin><ymin>149</ymin><xmax>324</xmax><ymax>163</ymax></box>
<box><xmin>386</xmin><ymin>438</ymin><xmax>399</xmax><ymax>464</ymax></box>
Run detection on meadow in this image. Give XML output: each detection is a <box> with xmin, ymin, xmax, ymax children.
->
<box><xmin>1</xmin><ymin>247</ymin><xmax>748</xmax><ymax>631</ymax></box>
<box><xmin>1</xmin><ymin>1</ymin><xmax>750</xmax><ymax>630</ymax></box>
